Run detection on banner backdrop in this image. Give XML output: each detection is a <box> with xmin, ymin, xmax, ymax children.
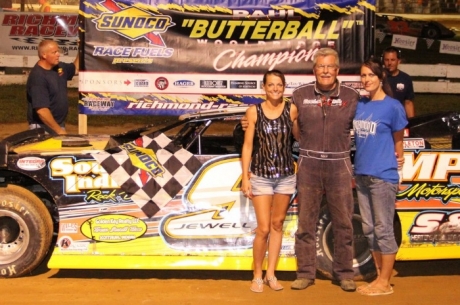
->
<box><xmin>79</xmin><ymin>0</ymin><xmax>376</xmax><ymax>116</ymax></box>
<box><xmin>0</xmin><ymin>12</ymin><xmax>79</xmax><ymax>56</ymax></box>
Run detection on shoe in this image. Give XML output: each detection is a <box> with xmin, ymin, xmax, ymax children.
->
<box><xmin>356</xmin><ymin>284</ymin><xmax>370</xmax><ymax>292</ymax></box>
<box><xmin>340</xmin><ymin>279</ymin><xmax>357</xmax><ymax>292</ymax></box>
<box><xmin>264</xmin><ymin>276</ymin><xmax>283</xmax><ymax>291</ymax></box>
<box><xmin>358</xmin><ymin>285</ymin><xmax>393</xmax><ymax>296</ymax></box>
<box><xmin>250</xmin><ymin>278</ymin><xmax>264</xmax><ymax>293</ymax></box>
<box><xmin>291</xmin><ymin>278</ymin><xmax>315</xmax><ymax>290</ymax></box>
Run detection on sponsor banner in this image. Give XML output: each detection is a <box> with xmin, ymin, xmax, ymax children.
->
<box><xmin>391</xmin><ymin>34</ymin><xmax>417</xmax><ymax>50</ymax></box>
<box><xmin>80</xmin><ymin>0</ymin><xmax>375</xmax><ymax>115</ymax></box>
<box><xmin>79</xmin><ymin>74</ymin><xmax>362</xmax><ymax>115</ymax></box>
<box><xmin>0</xmin><ymin>12</ymin><xmax>79</xmax><ymax>56</ymax></box>
<box><xmin>439</xmin><ymin>40</ymin><xmax>460</xmax><ymax>56</ymax></box>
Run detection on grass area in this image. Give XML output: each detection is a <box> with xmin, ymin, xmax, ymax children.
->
<box><xmin>1</xmin><ymin>85</ymin><xmax>459</xmax><ymax>126</ymax></box>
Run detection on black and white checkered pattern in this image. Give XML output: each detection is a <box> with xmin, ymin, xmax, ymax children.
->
<box><xmin>92</xmin><ymin>133</ymin><xmax>202</xmax><ymax>217</ymax></box>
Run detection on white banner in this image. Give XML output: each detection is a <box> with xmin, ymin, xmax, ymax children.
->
<box><xmin>78</xmin><ymin>71</ymin><xmax>362</xmax><ymax>95</ymax></box>
<box><xmin>439</xmin><ymin>40</ymin><xmax>460</xmax><ymax>56</ymax></box>
<box><xmin>391</xmin><ymin>34</ymin><xmax>418</xmax><ymax>50</ymax></box>
<box><xmin>0</xmin><ymin>12</ymin><xmax>78</xmax><ymax>56</ymax></box>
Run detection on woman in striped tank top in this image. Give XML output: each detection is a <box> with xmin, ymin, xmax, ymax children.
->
<box><xmin>241</xmin><ymin>70</ymin><xmax>298</xmax><ymax>293</ymax></box>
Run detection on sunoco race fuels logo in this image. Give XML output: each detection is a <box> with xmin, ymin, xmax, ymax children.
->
<box><xmin>93</xmin><ymin>0</ymin><xmax>175</xmax><ymax>47</ymax></box>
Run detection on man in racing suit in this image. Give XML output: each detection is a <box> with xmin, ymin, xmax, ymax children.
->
<box><xmin>290</xmin><ymin>48</ymin><xmax>359</xmax><ymax>292</ymax></box>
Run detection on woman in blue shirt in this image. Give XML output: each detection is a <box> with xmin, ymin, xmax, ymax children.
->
<box><xmin>353</xmin><ymin>58</ymin><xmax>407</xmax><ymax>296</ymax></box>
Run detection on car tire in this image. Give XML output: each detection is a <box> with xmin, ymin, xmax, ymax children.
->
<box><xmin>0</xmin><ymin>185</ymin><xmax>53</xmax><ymax>278</ymax></box>
<box><xmin>422</xmin><ymin>26</ymin><xmax>441</xmax><ymax>39</ymax></box>
<box><xmin>316</xmin><ymin>202</ymin><xmax>376</xmax><ymax>281</ymax></box>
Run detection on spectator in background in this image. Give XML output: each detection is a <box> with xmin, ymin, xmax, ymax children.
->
<box><xmin>27</xmin><ymin>40</ymin><xmax>79</xmax><ymax>135</ymax></box>
<box><xmin>38</xmin><ymin>0</ymin><xmax>51</xmax><ymax>12</ymax></box>
<box><xmin>382</xmin><ymin>46</ymin><xmax>415</xmax><ymax>118</ymax></box>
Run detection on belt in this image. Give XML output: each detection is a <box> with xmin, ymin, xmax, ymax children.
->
<box><xmin>299</xmin><ymin>149</ymin><xmax>350</xmax><ymax>160</ymax></box>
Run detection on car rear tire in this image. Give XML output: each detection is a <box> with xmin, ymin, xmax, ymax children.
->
<box><xmin>0</xmin><ymin>185</ymin><xmax>53</xmax><ymax>278</ymax></box>
<box><xmin>316</xmin><ymin>202</ymin><xmax>376</xmax><ymax>281</ymax></box>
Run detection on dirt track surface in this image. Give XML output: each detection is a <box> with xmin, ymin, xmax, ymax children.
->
<box><xmin>1</xmin><ymin>259</ymin><xmax>459</xmax><ymax>305</ymax></box>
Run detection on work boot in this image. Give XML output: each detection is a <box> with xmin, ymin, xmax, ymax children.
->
<box><xmin>291</xmin><ymin>278</ymin><xmax>315</xmax><ymax>290</ymax></box>
<box><xmin>340</xmin><ymin>279</ymin><xmax>356</xmax><ymax>292</ymax></box>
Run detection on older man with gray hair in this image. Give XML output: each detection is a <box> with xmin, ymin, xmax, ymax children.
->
<box><xmin>290</xmin><ymin>48</ymin><xmax>359</xmax><ymax>292</ymax></box>
<box><xmin>27</xmin><ymin>40</ymin><xmax>79</xmax><ymax>135</ymax></box>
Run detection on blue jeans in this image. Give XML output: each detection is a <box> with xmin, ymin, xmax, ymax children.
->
<box><xmin>295</xmin><ymin>157</ymin><xmax>355</xmax><ymax>281</ymax></box>
<box><xmin>355</xmin><ymin>175</ymin><xmax>399</xmax><ymax>254</ymax></box>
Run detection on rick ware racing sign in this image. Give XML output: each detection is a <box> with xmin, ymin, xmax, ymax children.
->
<box><xmin>79</xmin><ymin>0</ymin><xmax>375</xmax><ymax>116</ymax></box>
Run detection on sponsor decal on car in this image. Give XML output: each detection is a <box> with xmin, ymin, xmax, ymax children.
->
<box><xmin>403</xmin><ymin>138</ymin><xmax>425</xmax><ymax>149</ymax></box>
<box><xmin>409</xmin><ymin>211</ymin><xmax>460</xmax><ymax>244</ymax></box>
<box><xmin>81</xmin><ymin>214</ymin><xmax>147</xmax><ymax>242</ymax></box>
<box><xmin>60</xmin><ymin>223</ymin><xmax>79</xmax><ymax>234</ymax></box>
<box><xmin>17</xmin><ymin>157</ymin><xmax>46</xmax><ymax>171</ymax></box>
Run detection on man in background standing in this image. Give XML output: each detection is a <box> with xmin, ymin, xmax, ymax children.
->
<box><xmin>38</xmin><ymin>0</ymin><xmax>52</xmax><ymax>12</ymax></box>
<box><xmin>382</xmin><ymin>46</ymin><xmax>415</xmax><ymax>118</ymax></box>
<box><xmin>27</xmin><ymin>40</ymin><xmax>79</xmax><ymax>135</ymax></box>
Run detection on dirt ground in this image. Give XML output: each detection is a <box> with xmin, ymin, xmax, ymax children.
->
<box><xmin>1</xmin><ymin>259</ymin><xmax>459</xmax><ymax>305</ymax></box>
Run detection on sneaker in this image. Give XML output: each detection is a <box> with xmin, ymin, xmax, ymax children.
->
<box><xmin>340</xmin><ymin>279</ymin><xmax>357</xmax><ymax>292</ymax></box>
<box><xmin>291</xmin><ymin>278</ymin><xmax>315</xmax><ymax>290</ymax></box>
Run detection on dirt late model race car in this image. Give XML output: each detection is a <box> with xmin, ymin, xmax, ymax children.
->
<box><xmin>376</xmin><ymin>14</ymin><xmax>456</xmax><ymax>39</ymax></box>
<box><xmin>1</xmin><ymin>108</ymin><xmax>460</xmax><ymax>279</ymax></box>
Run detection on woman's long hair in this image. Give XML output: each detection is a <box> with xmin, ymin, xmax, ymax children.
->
<box><xmin>362</xmin><ymin>57</ymin><xmax>393</xmax><ymax>98</ymax></box>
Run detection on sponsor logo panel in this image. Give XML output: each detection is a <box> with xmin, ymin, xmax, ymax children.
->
<box><xmin>81</xmin><ymin>214</ymin><xmax>147</xmax><ymax>243</ymax></box>
<box><xmin>17</xmin><ymin>157</ymin><xmax>46</xmax><ymax>171</ymax></box>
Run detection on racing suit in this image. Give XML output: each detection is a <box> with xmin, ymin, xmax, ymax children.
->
<box><xmin>291</xmin><ymin>80</ymin><xmax>359</xmax><ymax>281</ymax></box>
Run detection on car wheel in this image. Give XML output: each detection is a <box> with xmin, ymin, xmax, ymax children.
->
<box><xmin>0</xmin><ymin>185</ymin><xmax>53</xmax><ymax>278</ymax></box>
<box><xmin>422</xmin><ymin>26</ymin><xmax>441</xmax><ymax>39</ymax></box>
<box><xmin>316</xmin><ymin>202</ymin><xmax>376</xmax><ymax>281</ymax></box>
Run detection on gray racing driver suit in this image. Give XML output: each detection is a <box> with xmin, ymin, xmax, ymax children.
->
<box><xmin>291</xmin><ymin>80</ymin><xmax>359</xmax><ymax>282</ymax></box>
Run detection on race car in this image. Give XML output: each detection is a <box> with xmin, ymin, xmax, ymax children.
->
<box><xmin>1</xmin><ymin>107</ymin><xmax>460</xmax><ymax>279</ymax></box>
<box><xmin>376</xmin><ymin>14</ymin><xmax>456</xmax><ymax>39</ymax></box>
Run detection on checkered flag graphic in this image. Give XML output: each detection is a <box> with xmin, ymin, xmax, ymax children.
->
<box><xmin>91</xmin><ymin>133</ymin><xmax>202</xmax><ymax>217</ymax></box>
<box><xmin>425</xmin><ymin>38</ymin><xmax>434</xmax><ymax>49</ymax></box>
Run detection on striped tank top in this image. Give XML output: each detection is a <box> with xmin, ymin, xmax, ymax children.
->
<box><xmin>250</xmin><ymin>102</ymin><xmax>295</xmax><ymax>179</ymax></box>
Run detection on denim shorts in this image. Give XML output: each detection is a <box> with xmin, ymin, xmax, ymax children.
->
<box><xmin>355</xmin><ymin>175</ymin><xmax>399</xmax><ymax>254</ymax></box>
<box><xmin>250</xmin><ymin>174</ymin><xmax>296</xmax><ymax>196</ymax></box>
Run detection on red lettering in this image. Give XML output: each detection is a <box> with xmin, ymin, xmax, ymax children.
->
<box><xmin>26</xmin><ymin>15</ymin><xmax>42</xmax><ymax>25</ymax></box>
<box><xmin>9</xmin><ymin>26</ymin><xmax>25</xmax><ymax>36</ymax></box>
<box><xmin>57</xmin><ymin>15</ymin><xmax>78</xmax><ymax>26</ymax></box>
<box><xmin>42</xmin><ymin>15</ymin><xmax>57</xmax><ymax>25</ymax></box>
<box><xmin>40</xmin><ymin>25</ymin><xmax>55</xmax><ymax>36</ymax></box>
<box><xmin>24</xmin><ymin>25</ymin><xmax>39</xmax><ymax>36</ymax></box>
<box><xmin>2</xmin><ymin>14</ymin><xmax>19</xmax><ymax>26</ymax></box>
